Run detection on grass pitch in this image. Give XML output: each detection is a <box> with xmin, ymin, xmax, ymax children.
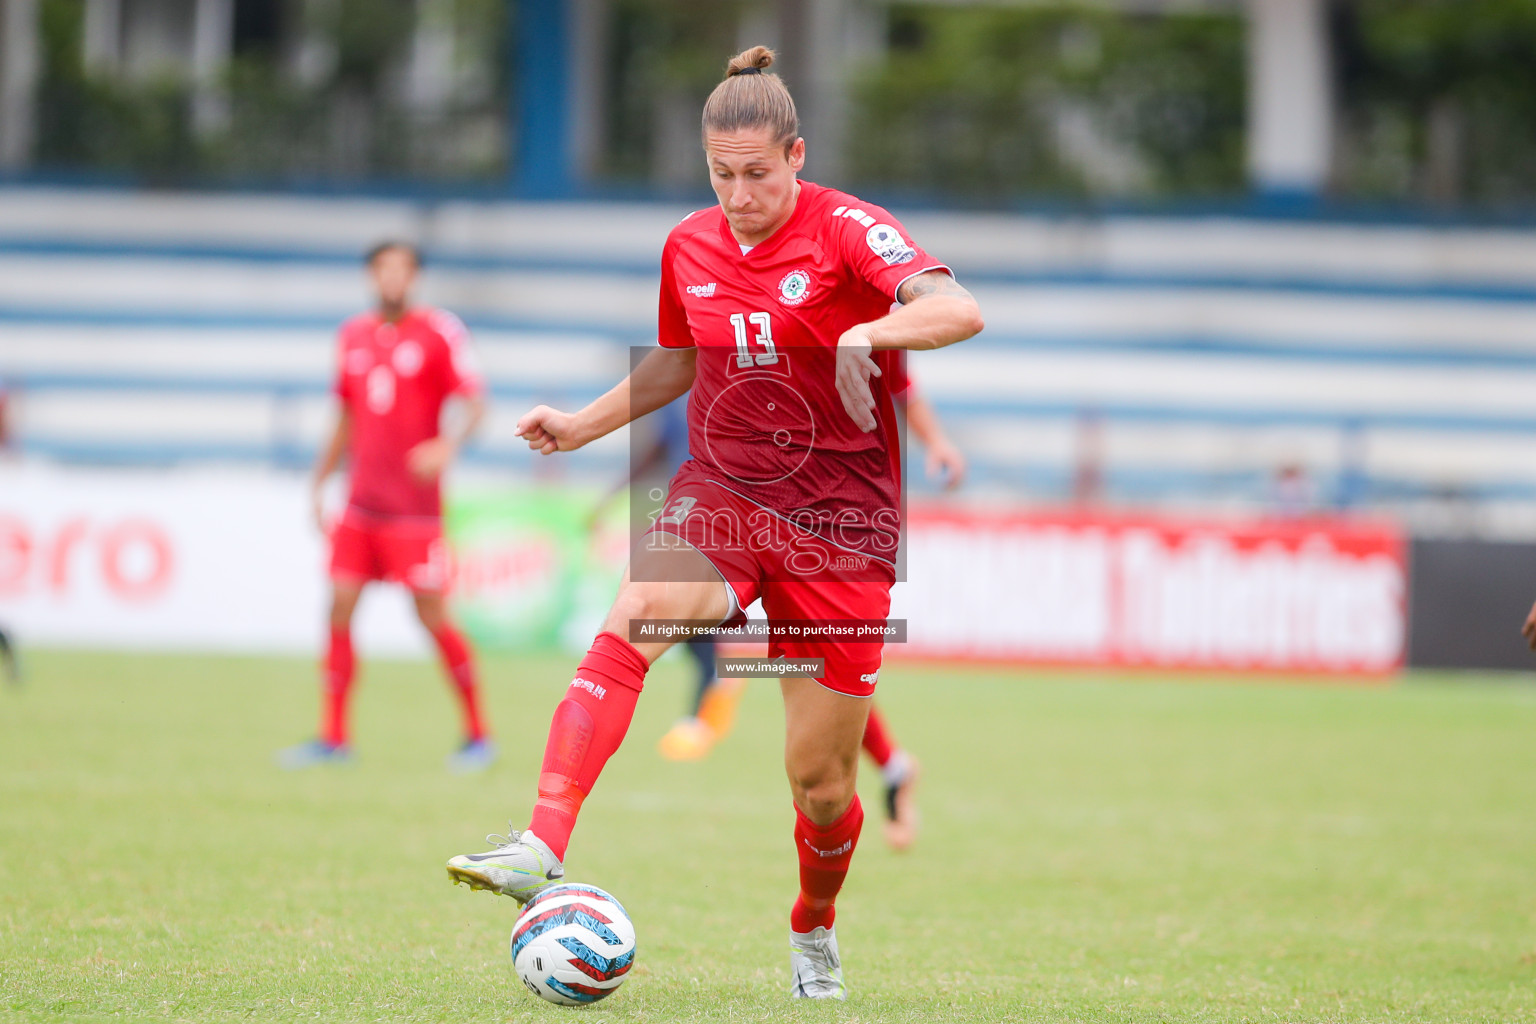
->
<box><xmin>4</xmin><ymin>649</ymin><xmax>1536</xmax><ymax>1022</ymax></box>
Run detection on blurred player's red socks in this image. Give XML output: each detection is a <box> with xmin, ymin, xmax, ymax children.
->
<box><xmin>431</xmin><ymin>624</ymin><xmax>486</xmax><ymax>742</ymax></box>
<box><xmin>528</xmin><ymin>631</ymin><xmax>649</xmax><ymax>859</ymax></box>
<box><xmin>791</xmin><ymin>796</ymin><xmax>864</xmax><ymax>933</ymax></box>
<box><xmin>861</xmin><ymin>704</ymin><xmax>894</xmax><ymax>767</ymax></box>
<box><xmin>321</xmin><ymin>626</ymin><xmax>355</xmax><ymax>746</ymax></box>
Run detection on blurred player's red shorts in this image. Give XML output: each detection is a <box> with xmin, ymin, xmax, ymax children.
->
<box><xmin>329</xmin><ymin>507</ymin><xmax>451</xmax><ymax>592</ymax></box>
<box><xmin>648</xmin><ymin>466</ymin><xmax>894</xmax><ymax>698</ymax></box>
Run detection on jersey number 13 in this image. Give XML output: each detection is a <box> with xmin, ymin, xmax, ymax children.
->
<box><xmin>730</xmin><ymin>311</ymin><xmax>779</xmax><ymax>368</ymax></box>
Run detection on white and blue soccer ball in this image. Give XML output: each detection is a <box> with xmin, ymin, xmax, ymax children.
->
<box><xmin>511</xmin><ymin>883</ymin><xmax>636</xmax><ymax>1005</ymax></box>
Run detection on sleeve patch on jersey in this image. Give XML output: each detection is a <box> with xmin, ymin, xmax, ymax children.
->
<box><xmin>451</xmin><ymin>342</ymin><xmax>482</xmax><ymax>383</ymax></box>
<box><xmin>866</xmin><ymin>223</ymin><xmax>916</xmax><ymax>266</ymax></box>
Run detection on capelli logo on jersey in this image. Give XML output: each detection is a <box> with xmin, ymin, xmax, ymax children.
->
<box><xmin>571</xmin><ymin>677</ymin><xmax>607</xmax><ymax>700</ymax></box>
<box><xmin>686</xmin><ymin>283</ymin><xmax>717</xmax><ymax>298</ymax></box>
<box><xmin>803</xmin><ymin>837</ymin><xmax>854</xmax><ymax>859</ymax></box>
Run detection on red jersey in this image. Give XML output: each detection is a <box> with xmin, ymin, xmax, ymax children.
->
<box><xmin>334</xmin><ymin>306</ymin><xmax>482</xmax><ymax>519</ymax></box>
<box><xmin>657</xmin><ymin>181</ymin><xmax>948</xmax><ymax>563</ymax></box>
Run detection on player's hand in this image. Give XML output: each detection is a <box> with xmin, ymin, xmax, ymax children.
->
<box><xmin>407</xmin><ymin>438</ymin><xmax>456</xmax><ymax>482</ymax></box>
<box><xmin>516</xmin><ymin>405</ymin><xmax>583</xmax><ymax>454</ymax></box>
<box><xmin>926</xmin><ymin>439</ymin><xmax>968</xmax><ymax>491</ymax></box>
<box><xmin>309</xmin><ymin>485</ymin><xmax>328</xmax><ymax>534</ymax></box>
<box><xmin>1522</xmin><ymin>600</ymin><xmax>1536</xmax><ymax>651</ymax></box>
<box><xmin>835</xmin><ymin>329</ymin><xmax>881</xmax><ymax>433</ymax></box>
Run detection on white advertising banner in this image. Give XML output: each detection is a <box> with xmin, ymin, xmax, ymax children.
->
<box><xmin>891</xmin><ymin>507</ymin><xmax>1407</xmax><ymax>675</ymax></box>
<box><xmin>0</xmin><ymin>465</ymin><xmax>428</xmax><ymax>656</ymax></box>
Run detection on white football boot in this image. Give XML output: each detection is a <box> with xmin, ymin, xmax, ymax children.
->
<box><xmin>789</xmin><ymin>925</ymin><xmax>846</xmax><ymax>999</ymax></box>
<box><xmin>446</xmin><ymin>827</ymin><xmax>563</xmax><ymax>904</ymax></box>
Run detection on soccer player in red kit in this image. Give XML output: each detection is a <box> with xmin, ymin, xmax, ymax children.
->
<box><xmin>279</xmin><ymin>241</ymin><xmax>494</xmax><ymax>773</ymax></box>
<box><xmin>446</xmin><ymin>47</ymin><xmax>982</xmax><ymax>998</ymax></box>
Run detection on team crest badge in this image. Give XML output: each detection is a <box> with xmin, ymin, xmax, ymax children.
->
<box><xmin>778</xmin><ymin>269</ymin><xmax>812</xmax><ymax>306</ymax></box>
<box><xmin>392</xmin><ymin>340</ymin><xmax>424</xmax><ymax>377</ymax></box>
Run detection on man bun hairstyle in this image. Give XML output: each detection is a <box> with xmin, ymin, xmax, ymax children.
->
<box><xmin>726</xmin><ymin>44</ymin><xmax>775</xmax><ymax>77</ymax></box>
<box><xmin>702</xmin><ymin>46</ymin><xmax>799</xmax><ymax>152</ymax></box>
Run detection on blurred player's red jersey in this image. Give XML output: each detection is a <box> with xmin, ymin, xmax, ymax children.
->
<box><xmin>658</xmin><ymin>181</ymin><xmax>946</xmax><ymax>563</ymax></box>
<box><xmin>334</xmin><ymin>307</ymin><xmax>482</xmax><ymax>519</ymax></box>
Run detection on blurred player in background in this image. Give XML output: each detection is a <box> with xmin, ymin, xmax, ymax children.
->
<box><xmin>866</xmin><ymin>369</ymin><xmax>966</xmax><ymax>849</ymax></box>
<box><xmin>658</xmin><ymin>368</ymin><xmax>967</xmax><ymax>853</ymax></box>
<box><xmin>0</xmin><ymin>616</ymin><xmax>13</xmax><ymax>686</ymax></box>
<box><xmin>587</xmin><ymin>396</ymin><xmax>739</xmax><ymax>761</ymax></box>
<box><xmin>279</xmin><ymin>241</ymin><xmax>493</xmax><ymax>772</ymax></box>
<box><xmin>447</xmin><ymin>47</ymin><xmax>983</xmax><ymax>999</ymax></box>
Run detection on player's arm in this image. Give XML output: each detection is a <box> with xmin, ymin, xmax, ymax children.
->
<box><xmin>869</xmin><ymin>271</ymin><xmax>985</xmax><ymax>352</ymax></box>
<box><xmin>517</xmin><ymin>347</ymin><xmax>697</xmax><ymax>456</ymax></box>
<box><xmin>409</xmin><ymin>390</ymin><xmax>486</xmax><ymax>482</ymax></box>
<box><xmin>311</xmin><ymin>405</ymin><xmax>352</xmax><ymax>531</ymax></box>
<box><xmin>837</xmin><ymin>271</ymin><xmax>983</xmax><ymax>432</ymax></box>
<box><xmin>902</xmin><ymin>390</ymin><xmax>967</xmax><ymax>490</ymax></box>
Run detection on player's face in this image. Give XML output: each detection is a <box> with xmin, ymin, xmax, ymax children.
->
<box><xmin>704</xmin><ymin>129</ymin><xmax>806</xmax><ymax>245</ymax></box>
<box><xmin>369</xmin><ymin>247</ymin><xmax>418</xmax><ymax>310</ymax></box>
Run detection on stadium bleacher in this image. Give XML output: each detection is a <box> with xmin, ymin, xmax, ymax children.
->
<box><xmin>7</xmin><ymin>186</ymin><xmax>1536</xmax><ymax>532</ymax></box>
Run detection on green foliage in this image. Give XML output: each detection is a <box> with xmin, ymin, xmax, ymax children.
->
<box><xmin>847</xmin><ymin>6</ymin><xmax>1247</xmax><ymax>201</ymax></box>
<box><xmin>27</xmin><ymin>0</ymin><xmax>1536</xmax><ymax>205</ymax></box>
<box><xmin>323</xmin><ymin>0</ymin><xmax>416</xmax><ymax>90</ymax></box>
<box><xmin>603</xmin><ymin>0</ymin><xmax>748</xmax><ymax>183</ymax></box>
<box><xmin>30</xmin><ymin>0</ymin><xmax>505</xmax><ymax>185</ymax></box>
<box><xmin>1339</xmin><ymin>0</ymin><xmax>1536</xmax><ymax>204</ymax></box>
<box><xmin>7</xmin><ymin>649</ymin><xmax>1536</xmax><ymax>1021</ymax></box>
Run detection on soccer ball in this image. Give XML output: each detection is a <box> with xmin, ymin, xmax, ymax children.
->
<box><xmin>511</xmin><ymin>883</ymin><xmax>636</xmax><ymax>1005</ymax></box>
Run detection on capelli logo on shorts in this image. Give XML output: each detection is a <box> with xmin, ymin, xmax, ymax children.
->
<box><xmin>859</xmin><ymin>671</ymin><xmax>879</xmax><ymax>685</ymax></box>
<box><xmin>571</xmin><ymin>677</ymin><xmax>607</xmax><ymax>700</ymax></box>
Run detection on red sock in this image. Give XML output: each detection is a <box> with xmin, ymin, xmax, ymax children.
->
<box><xmin>431</xmin><ymin>624</ymin><xmax>486</xmax><ymax>742</ymax></box>
<box><xmin>321</xmin><ymin>626</ymin><xmax>355</xmax><ymax>747</ymax></box>
<box><xmin>790</xmin><ymin>796</ymin><xmax>864</xmax><ymax>933</ymax></box>
<box><xmin>861</xmin><ymin>704</ymin><xmax>894</xmax><ymax>767</ymax></box>
<box><xmin>527</xmin><ymin>632</ymin><xmax>648</xmax><ymax>859</ymax></box>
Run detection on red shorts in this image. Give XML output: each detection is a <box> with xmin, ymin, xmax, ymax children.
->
<box><xmin>329</xmin><ymin>508</ymin><xmax>452</xmax><ymax>593</ymax></box>
<box><xmin>648</xmin><ymin>469</ymin><xmax>895</xmax><ymax>698</ymax></box>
